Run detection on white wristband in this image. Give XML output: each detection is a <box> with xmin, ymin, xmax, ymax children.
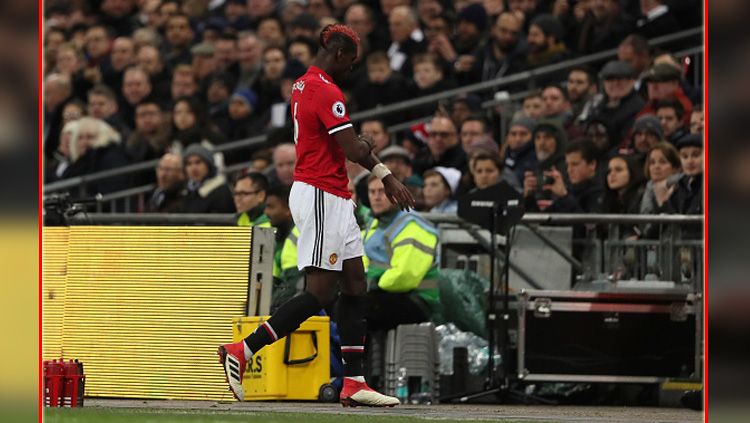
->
<box><xmin>372</xmin><ymin>163</ymin><xmax>392</xmax><ymax>180</ymax></box>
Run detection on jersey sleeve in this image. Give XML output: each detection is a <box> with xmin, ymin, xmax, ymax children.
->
<box><xmin>314</xmin><ymin>85</ymin><xmax>352</xmax><ymax>135</ymax></box>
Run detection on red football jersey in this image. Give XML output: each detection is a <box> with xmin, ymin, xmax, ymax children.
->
<box><xmin>290</xmin><ymin>66</ymin><xmax>352</xmax><ymax>199</ymax></box>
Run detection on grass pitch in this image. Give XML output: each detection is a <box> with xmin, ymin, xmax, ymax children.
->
<box><xmin>44</xmin><ymin>407</ymin><xmax>537</xmax><ymax>423</ymax></box>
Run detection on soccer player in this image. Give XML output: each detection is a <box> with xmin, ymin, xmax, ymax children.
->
<box><xmin>218</xmin><ymin>24</ymin><xmax>415</xmax><ymax>407</ymax></box>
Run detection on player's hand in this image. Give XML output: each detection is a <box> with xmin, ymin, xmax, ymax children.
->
<box><xmin>382</xmin><ymin>174</ymin><xmax>416</xmax><ymax>211</ymax></box>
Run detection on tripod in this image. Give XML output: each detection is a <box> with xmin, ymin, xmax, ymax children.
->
<box><xmin>445</xmin><ymin>183</ymin><xmax>554</xmax><ymax>404</ymax></box>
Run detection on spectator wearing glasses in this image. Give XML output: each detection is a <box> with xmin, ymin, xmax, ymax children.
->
<box><xmin>414</xmin><ymin>115</ymin><xmax>468</xmax><ymax>175</ymax></box>
<box><xmin>234</xmin><ymin>172</ymin><xmax>272</xmax><ymax>228</ymax></box>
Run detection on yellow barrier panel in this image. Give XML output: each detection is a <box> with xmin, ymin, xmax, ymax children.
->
<box><xmin>42</xmin><ymin>227</ymin><xmax>69</xmax><ymax>360</ymax></box>
<box><xmin>43</xmin><ymin>226</ymin><xmax>252</xmax><ymax>400</ymax></box>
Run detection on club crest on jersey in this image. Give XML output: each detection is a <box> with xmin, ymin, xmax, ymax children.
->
<box><xmin>332</xmin><ymin>101</ymin><xmax>346</xmax><ymax>118</ymax></box>
<box><xmin>292</xmin><ymin>80</ymin><xmax>305</xmax><ymax>93</ymax></box>
<box><xmin>329</xmin><ymin>253</ymin><xmax>338</xmax><ymax>265</ymax></box>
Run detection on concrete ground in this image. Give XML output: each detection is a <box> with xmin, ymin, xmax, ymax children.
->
<box><xmin>85</xmin><ymin>398</ymin><xmax>703</xmax><ymax>423</ymax></box>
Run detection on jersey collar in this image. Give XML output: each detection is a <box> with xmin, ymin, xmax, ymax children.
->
<box><xmin>309</xmin><ymin>65</ymin><xmax>334</xmax><ymax>84</ymax></box>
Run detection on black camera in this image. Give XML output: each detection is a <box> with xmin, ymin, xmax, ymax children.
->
<box><xmin>535</xmin><ymin>169</ymin><xmax>555</xmax><ymax>191</ymax></box>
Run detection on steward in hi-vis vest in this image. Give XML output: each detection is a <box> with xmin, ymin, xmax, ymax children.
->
<box><xmin>362</xmin><ymin>175</ymin><xmax>441</xmax><ymax>330</ymax></box>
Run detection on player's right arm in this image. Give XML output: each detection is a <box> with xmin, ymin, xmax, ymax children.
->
<box><xmin>333</xmin><ymin>128</ymin><xmax>374</xmax><ymax>163</ymax></box>
<box><xmin>356</xmin><ymin>150</ymin><xmax>416</xmax><ymax>211</ymax></box>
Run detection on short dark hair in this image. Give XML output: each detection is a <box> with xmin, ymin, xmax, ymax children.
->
<box><xmin>471</xmin><ymin>151</ymin><xmax>503</xmax><ymax>171</ymax></box>
<box><xmin>543</xmin><ymin>84</ymin><xmax>569</xmax><ymax>101</ymax></box>
<box><xmin>266</xmin><ymin>184</ymin><xmax>291</xmax><ymax>207</ymax></box>
<box><xmin>86</xmin><ymin>23</ymin><xmax>114</xmax><ymax>39</ymax></box>
<box><xmin>412</xmin><ymin>52</ymin><xmax>440</xmax><ymax>69</ymax></box>
<box><xmin>620</xmin><ymin>34</ymin><xmax>650</xmax><ymax>58</ymax></box>
<box><xmin>656</xmin><ymin>99</ymin><xmax>685</xmax><ymax>120</ymax></box>
<box><xmin>524</xmin><ymin>90</ymin><xmax>543</xmax><ymax>102</ymax></box>
<box><xmin>569</xmin><ymin>65</ymin><xmax>597</xmax><ymax>87</ymax></box>
<box><xmin>135</xmin><ymin>95</ymin><xmax>163</xmax><ymax>110</ymax></box>
<box><xmin>462</xmin><ymin>115</ymin><xmax>489</xmax><ymax>134</ymax></box>
<box><xmin>366</xmin><ymin>51</ymin><xmax>389</xmax><ymax>66</ymax></box>
<box><xmin>88</xmin><ymin>84</ymin><xmax>117</xmax><ymax>102</ymax></box>
<box><xmin>263</xmin><ymin>44</ymin><xmax>286</xmax><ymax>57</ymax></box>
<box><xmin>167</xmin><ymin>12</ymin><xmax>192</xmax><ymax>26</ymax></box>
<box><xmin>236</xmin><ymin>171</ymin><xmax>270</xmax><ymax>192</ymax></box>
<box><xmin>565</xmin><ymin>139</ymin><xmax>598</xmax><ymax>164</ymax></box>
<box><xmin>360</xmin><ymin>118</ymin><xmax>386</xmax><ymax>132</ymax></box>
<box><xmin>159</xmin><ymin>0</ymin><xmax>180</xmax><ymax>13</ymax></box>
<box><xmin>288</xmin><ymin>36</ymin><xmax>318</xmax><ymax>56</ymax></box>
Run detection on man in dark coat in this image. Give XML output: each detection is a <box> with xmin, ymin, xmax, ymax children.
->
<box><xmin>147</xmin><ymin>153</ymin><xmax>186</xmax><ymax>213</ymax></box>
<box><xmin>579</xmin><ymin>60</ymin><xmax>645</xmax><ymax>148</ymax></box>
<box><xmin>413</xmin><ymin>116</ymin><xmax>468</xmax><ymax>175</ymax></box>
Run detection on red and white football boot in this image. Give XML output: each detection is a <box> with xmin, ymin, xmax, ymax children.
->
<box><xmin>339</xmin><ymin>378</ymin><xmax>400</xmax><ymax>407</ymax></box>
<box><xmin>217</xmin><ymin>342</ymin><xmax>247</xmax><ymax>401</ymax></box>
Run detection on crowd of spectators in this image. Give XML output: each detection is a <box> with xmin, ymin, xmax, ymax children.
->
<box><xmin>43</xmin><ymin>0</ymin><xmax>703</xmax><ymax>231</ymax></box>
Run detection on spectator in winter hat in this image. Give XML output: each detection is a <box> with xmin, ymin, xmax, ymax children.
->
<box><xmin>180</xmin><ymin>143</ymin><xmax>235</xmax><ymax>213</ymax></box>
<box><xmin>456</xmin><ymin>3</ymin><xmax>488</xmax><ymax>56</ymax></box>
<box><xmin>582</xmin><ymin>60</ymin><xmax>644</xmax><ymax>146</ymax></box>
<box><xmin>654</xmin><ymin>133</ymin><xmax>703</xmax><ymax>239</ymax></box>
<box><xmin>638</xmin><ymin>63</ymin><xmax>693</xmax><ymax>127</ymax></box>
<box><xmin>503</xmin><ymin>115</ymin><xmax>537</xmax><ymax>189</ymax></box>
<box><xmin>630</xmin><ymin>114</ymin><xmax>664</xmax><ymax>156</ymax></box>
<box><xmin>190</xmin><ymin>42</ymin><xmax>219</xmax><ymax>83</ymax></box>
<box><xmin>226</xmin><ymin>88</ymin><xmax>265</xmax><ymax>146</ymax></box>
<box><xmin>206</xmin><ymin>72</ymin><xmax>235</xmax><ymax>134</ymax></box>
<box><xmin>423</xmin><ymin>166</ymin><xmax>460</xmax><ymax>213</ymax></box>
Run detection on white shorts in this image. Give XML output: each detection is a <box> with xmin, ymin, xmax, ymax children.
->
<box><xmin>289</xmin><ymin>181</ymin><xmax>363</xmax><ymax>271</ymax></box>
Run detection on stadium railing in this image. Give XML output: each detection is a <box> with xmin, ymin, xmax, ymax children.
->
<box><xmin>43</xmin><ymin>27</ymin><xmax>703</xmax><ymax>198</ymax></box>
<box><xmin>61</xmin><ymin>212</ymin><xmax>703</xmax><ymax>290</ymax></box>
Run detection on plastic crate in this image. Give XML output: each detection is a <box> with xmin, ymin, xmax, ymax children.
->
<box><xmin>384</xmin><ymin>323</ymin><xmax>440</xmax><ymax>402</ymax></box>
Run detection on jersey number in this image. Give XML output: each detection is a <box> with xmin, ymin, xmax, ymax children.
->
<box><xmin>293</xmin><ymin>101</ymin><xmax>299</xmax><ymax>144</ymax></box>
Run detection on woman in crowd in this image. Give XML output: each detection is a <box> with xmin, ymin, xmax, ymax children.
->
<box><xmin>640</xmin><ymin>142</ymin><xmax>682</xmax><ymax>216</ymax></box>
<box><xmin>601</xmin><ymin>154</ymin><xmax>646</xmax><ymax>217</ymax></box>
<box><xmin>470</xmin><ymin>151</ymin><xmax>504</xmax><ymax>190</ymax></box>
<box><xmin>171</xmin><ymin>96</ymin><xmax>226</xmax><ymax>150</ymax></box>
<box><xmin>600</xmin><ymin>154</ymin><xmax>646</xmax><ymax>279</ymax></box>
